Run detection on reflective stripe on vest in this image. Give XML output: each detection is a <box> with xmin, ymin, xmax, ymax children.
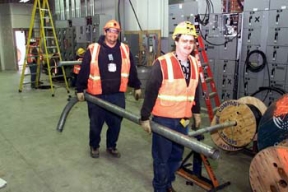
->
<box><xmin>152</xmin><ymin>52</ymin><xmax>199</xmax><ymax>118</ymax></box>
<box><xmin>73</xmin><ymin>58</ymin><xmax>83</xmax><ymax>74</ymax></box>
<box><xmin>87</xmin><ymin>43</ymin><xmax>131</xmax><ymax>95</ymax></box>
<box><xmin>27</xmin><ymin>46</ymin><xmax>35</xmax><ymax>64</ymax></box>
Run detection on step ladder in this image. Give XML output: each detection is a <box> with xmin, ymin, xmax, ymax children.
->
<box><xmin>177</xmin><ymin>36</ymin><xmax>230</xmax><ymax>191</ymax></box>
<box><xmin>18</xmin><ymin>0</ymin><xmax>70</xmax><ymax>97</ymax></box>
<box><xmin>195</xmin><ymin>36</ymin><xmax>221</xmax><ymax>121</ymax></box>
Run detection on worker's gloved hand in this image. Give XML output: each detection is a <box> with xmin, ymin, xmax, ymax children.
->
<box><xmin>77</xmin><ymin>92</ymin><xmax>85</xmax><ymax>102</ymax></box>
<box><xmin>192</xmin><ymin>113</ymin><xmax>201</xmax><ymax>130</ymax></box>
<box><xmin>134</xmin><ymin>89</ymin><xmax>142</xmax><ymax>101</ymax></box>
<box><xmin>140</xmin><ymin>120</ymin><xmax>152</xmax><ymax>134</ymax></box>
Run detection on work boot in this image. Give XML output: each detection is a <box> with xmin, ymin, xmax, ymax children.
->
<box><xmin>90</xmin><ymin>147</ymin><xmax>99</xmax><ymax>158</ymax></box>
<box><xmin>106</xmin><ymin>148</ymin><xmax>121</xmax><ymax>158</ymax></box>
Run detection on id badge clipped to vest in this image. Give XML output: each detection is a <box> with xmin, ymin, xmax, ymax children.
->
<box><xmin>108</xmin><ymin>54</ymin><xmax>116</xmax><ymax>72</ymax></box>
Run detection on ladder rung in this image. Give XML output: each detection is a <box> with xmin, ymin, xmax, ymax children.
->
<box><xmin>47</xmin><ymin>46</ymin><xmax>57</xmax><ymax>49</ymax></box>
<box><xmin>43</xmin><ymin>26</ymin><xmax>53</xmax><ymax>29</ymax></box>
<box><xmin>46</xmin><ymin>36</ymin><xmax>55</xmax><ymax>39</ymax></box>
<box><xmin>205</xmin><ymin>77</ymin><xmax>213</xmax><ymax>83</ymax></box>
<box><xmin>209</xmin><ymin>92</ymin><xmax>217</xmax><ymax>98</ymax></box>
<box><xmin>39</xmin><ymin>8</ymin><xmax>49</xmax><ymax>11</ymax></box>
<box><xmin>201</xmin><ymin>62</ymin><xmax>208</xmax><ymax>66</ymax></box>
<box><xmin>52</xmin><ymin>75</ymin><xmax>64</xmax><ymax>78</ymax></box>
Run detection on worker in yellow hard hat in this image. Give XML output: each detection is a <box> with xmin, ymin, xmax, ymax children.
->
<box><xmin>76</xmin><ymin>19</ymin><xmax>142</xmax><ymax>159</ymax></box>
<box><xmin>140</xmin><ymin>21</ymin><xmax>201</xmax><ymax>192</ymax></box>
<box><xmin>70</xmin><ymin>47</ymin><xmax>85</xmax><ymax>87</ymax></box>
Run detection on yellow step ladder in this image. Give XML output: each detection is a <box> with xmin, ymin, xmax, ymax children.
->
<box><xmin>18</xmin><ymin>0</ymin><xmax>70</xmax><ymax>97</ymax></box>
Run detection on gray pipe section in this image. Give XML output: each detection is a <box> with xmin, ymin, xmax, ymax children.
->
<box><xmin>58</xmin><ymin>60</ymin><xmax>82</xmax><ymax>67</ymax></box>
<box><xmin>84</xmin><ymin>92</ymin><xmax>220</xmax><ymax>159</ymax></box>
<box><xmin>56</xmin><ymin>97</ymin><xmax>79</xmax><ymax>132</ymax></box>
<box><xmin>188</xmin><ymin>121</ymin><xmax>237</xmax><ymax>137</ymax></box>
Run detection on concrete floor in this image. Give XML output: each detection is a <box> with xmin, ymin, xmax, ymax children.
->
<box><xmin>0</xmin><ymin>71</ymin><xmax>253</xmax><ymax>192</ymax></box>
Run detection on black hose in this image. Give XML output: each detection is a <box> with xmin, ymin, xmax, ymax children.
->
<box><xmin>56</xmin><ymin>97</ymin><xmax>79</xmax><ymax>132</ymax></box>
<box><xmin>251</xmin><ymin>86</ymin><xmax>286</xmax><ymax>97</ymax></box>
<box><xmin>245</xmin><ymin>50</ymin><xmax>267</xmax><ymax>72</ymax></box>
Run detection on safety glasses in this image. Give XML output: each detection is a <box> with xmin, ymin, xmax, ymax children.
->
<box><xmin>106</xmin><ymin>28</ymin><xmax>120</xmax><ymax>34</ymax></box>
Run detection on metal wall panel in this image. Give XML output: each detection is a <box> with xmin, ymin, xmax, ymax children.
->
<box><xmin>266</xmin><ymin>46</ymin><xmax>288</xmax><ymax>64</ymax></box>
<box><xmin>264</xmin><ymin>63</ymin><xmax>287</xmax><ymax>81</ymax></box>
<box><xmin>267</xmin><ymin>28</ymin><xmax>288</xmax><ymax>46</ymax></box>
<box><xmin>268</xmin><ymin>9</ymin><xmax>288</xmax><ymax>28</ymax></box>
<box><xmin>243</xmin><ymin>11</ymin><xmax>266</xmax><ymax>29</ymax></box>
<box><xmin>243</xmin><ymin>0</ymin><xmax>270</xmax><ymax>11</ymax></box>
<box><xmin>270</xmin><ymin>0</ymin><xmax>288</xmax><ymax>10</ymax></box>
<box><xmin>242</xmin><ymin>28</ymin><xmax>262</xmax><ymax>45</ymax></box>
<box><xmin>218</xmin><ymin>89</ymin><xmax>234</xmax><ymax>102</ymax></box>
<box><xmin>219</xmin><ymin>38</ymin><xmax>237</xmax><ymax>60</ymax></box>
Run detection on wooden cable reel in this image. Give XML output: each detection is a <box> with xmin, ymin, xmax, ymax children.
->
<box><xmin>249</xmin><ymin>94</ymin><xmax>288</xmax><ymax>192</ymax></box>
<box><xmin>210</xmin><ymin>96</ymin><xmax>267</xmax><ymax>151</ymax></box>
<box><xmin>249</xmin><ymin>139</ymin><xmax>288</xmax><ymax>192</ymax></box>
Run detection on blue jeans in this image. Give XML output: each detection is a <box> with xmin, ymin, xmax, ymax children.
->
<box><xmin>87</xmin><ymin>92</ymin><xmax>125</xmax><ymax>149</ymax></box>
<box><xmin>29</xmin><ymin>63</ymin><xmax>41</xmax><ymax>88</ymax></box>
<box><xmin>152</xmin><ymin>116</ymin><xmax>188</xmax><ymax>192</ymax></box>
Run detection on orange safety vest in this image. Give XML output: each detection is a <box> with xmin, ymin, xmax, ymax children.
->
<box><xmin>27</xmin><ymin>45</ymin><xmax>43</xmax><ymax>64</ymax></box>
<box><xmin>87</xmin><ymin>43</ymin><xmax>131</xmax><ymax>95</ymax></box>
<box><xmin>27</xmin><ymin>46</ymin><xmax>36</xmax><ymax>64</ymax></box>
<box><xmin>152</xmin><ymin>52</ymin><xmax>199</xmax><ymax>118</ymax></box>
<box><xmin>73</xmin><ymin>58</ymin><xmax>83</xmax><ymax>74</ymax></box>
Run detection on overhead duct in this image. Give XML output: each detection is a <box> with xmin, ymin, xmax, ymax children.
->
<box><xmin>66</xmin><ymin>0</ymin><xmax>70</xmax><ymax>20</ymax></box>
<box><xmin>71</xmin><ymin>0</ymin><xmax>75</xmax><ymax>18</ymax></box>
<box><xmin>75</xmin><ymin>0</ymin><xmax>81</xmax><ymax>18</ymax></box>
<box><xmin>85</xmin><ymin>0</ymin><xmax>88</xmax><ymax>16</ymax></box>
<box><xmin>55</xmin><ymin>0</ymin><xmax>60</xmax><ymax>20</ymax></box>
<box><xmin>91</xmin><ymin>0</ymin><xmax>94</xmax><ymax>16</ymax></box>
<box><xmin>59</xmin><ymin>0</ymin><xmax>65</xmax><ymax>20</ymax></box>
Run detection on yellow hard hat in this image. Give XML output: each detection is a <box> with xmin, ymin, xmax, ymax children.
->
<box><xmin>76</xmin><ymin>48</ymin><xmax>85</xmax><ymax>56</ymax></box>
<box><xmin>172</xmin><ymin>21</ymin><xmax>198</xmax><ymax>40</ymax></box>
<box><xmin>103</xmin><ymin>19</ymin><xmax>121</xmax><ymax>31</ymax></box>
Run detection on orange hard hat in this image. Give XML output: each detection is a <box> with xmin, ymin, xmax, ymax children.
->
<box><xmin>103</xmin><ymin>20</ymin><xmax>121</xmax><ymax>31</ymax></box>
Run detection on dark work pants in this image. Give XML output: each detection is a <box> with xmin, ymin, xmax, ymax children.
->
<box><xmin>87</xmin><ymin>92</ymin><xmax>125</xmax><ymax>149</ymax></box>
<box><xmin>151</xmin><ymin>116</ymin><xmax>188</xmax><ymax>192</ymax></box>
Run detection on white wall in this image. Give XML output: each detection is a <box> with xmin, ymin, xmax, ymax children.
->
<box><xmin>123</xmin><ymin>0</ymin><xmax>169</xmax><ymax>37</ymax></box>
<box><xmin>0</xmin><ymin>3</ymin><xmax>33</xmax><ymax>71</ymax></box>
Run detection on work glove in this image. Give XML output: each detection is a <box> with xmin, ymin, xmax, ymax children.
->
<box><xmin>140</xmin><ymin>120</ymin><xmax>152</xmax><ymax>134</ymax></box>
<box><xmin>134</xmin><ymin>89</ymin><xmax>142</xmax><ymax>101</ymax></box>
<box><xmin>77</xmin><ymin>92</ymin><xmax>85</xmax><ymax>102</ymax></box>
<box><xmin>192</xmin><ymin>113</ymin><xmax>201</xmax><ymax>130</ymax></box>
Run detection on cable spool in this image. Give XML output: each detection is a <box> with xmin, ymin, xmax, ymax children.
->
<box><xmin>211</xmin><ymin>97</ymin><xmax>266</xmax><ymax>151</ymax></box>
<box><xmin>249</xmin><ymin>139</ymin><xmax>288</xmax><ymax>192</ymax></box>
<box><xmin>257</xmin><ymin>94</ymin><xmax>288</xmax><ymax>151</ymax></box>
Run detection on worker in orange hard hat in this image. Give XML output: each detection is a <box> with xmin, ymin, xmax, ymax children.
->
<box><xmin>140</xmin><ymin>21</ymin><xmax>201</xmax><ymax>192</ymax></box>
<box><xmin>76</xmin><ymin>19</ymin><xmax>142</xmax><ymax>159</ymax></box>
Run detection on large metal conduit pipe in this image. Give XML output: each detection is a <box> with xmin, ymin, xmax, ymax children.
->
<box><xmin>57</xmin><ymin>97</ymin><xmax>78</xmax><ymax>133</ymax></box>
<box><xmin>188</xmin><ymin>121</ymin><xmax>237</xmax><ymax>137</ymax></box>
<box><xmin>56</xmin><ymin>93</ymin><xmax>220</xmax><ymax>159</ymax></box>
<box><xmin>58</xmin><ymin>61</ymin><xmax>82</xmax><ymax>67</ymax></box>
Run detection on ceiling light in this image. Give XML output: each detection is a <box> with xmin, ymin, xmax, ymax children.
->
<box><xmin>19</xmin><ymin>0</ymin><xmax>30</xmax><ymax>3</ymax></box>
